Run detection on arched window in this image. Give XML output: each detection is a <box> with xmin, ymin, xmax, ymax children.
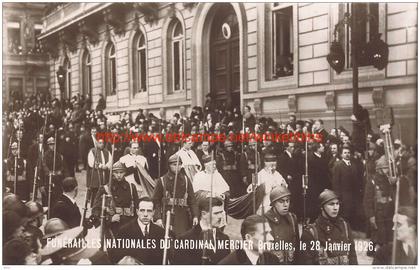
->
<box><xmin>133</xmin><ymin>31</ymin><xmax>147</xmax><ymax>94</ymax></box>
<box><xmin>63</xmin><ymin>57</ymin><xmax>72</xmax><ymax>99</ymax></box>
<box><xmin>81</xmin><ymin>49</ymin><xmax>92</xmax><ymax>97</ymax></box>
<box><xmin>105</xmin><ymin>42</ymin><xmax>116</xmax><ymax>96</ymax></box>
<box><xmin>169</xmin><ymin>19</ymin><xmax>184</xmax><ymax>93</ymax></box>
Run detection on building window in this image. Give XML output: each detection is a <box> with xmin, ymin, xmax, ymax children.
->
<box><xmin>9</xmin><ymin>77</ymin><xmax>23</xmax><ymax>101</ymax></box>
<box><xmin>7</xmin><ymin>21</ymin><xmax>22</xmax><ymax>54</ymax></box>
<box><xmin>105</xmin><ymin>42</ymin><xmax>116</xmax><ymax>96</ymax></box>
<box><xmin>339</xmin><ymin>3</ymin><xmax>379</xmax><ymax>69</ymax></box>
<box><xmin>133</xmin><ymin>31</ymin><xmax>147</xmax><ymax>94</ymax></box>
<box><xmin>272</xmin><ymin>4</ymin><xmax>293</xmax><ymax>79</ymax></box>
<box><xmin>63</xmin><ymin>57</ymin><xmax>72</xmax><ymax>100</ymax></box>
<box><xmin>169</xmin><ymin>19</ymin><xmax>184</xmax><ymax>93</ymax></box>
<box><xmin>81</xmin><ymin>50</ymin><xmax>92</xmax><ymax>96</ymax></box>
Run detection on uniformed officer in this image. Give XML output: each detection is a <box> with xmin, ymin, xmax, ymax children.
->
<box><xmin>42</xmin><ymin>137</ymin><xmax>65</xmax><ymax>206</ymax></box>
<box><xmin>217</xmin><ymin>140</ymin><xmax>244</xmax><ymax>197</ymax></box>
<box><xmin>363</xmin><ymin>155</ymin><xmax>397</xmax><ymax>254</ymax></box>
<box><xmin>264</xmin><ymin>186</ymin><xmax>299</xmax><ymax>264</ymax></box>
<box><xmin>5</xmin><ymin>142</ymin><xmax>28</xmax><ymax>200</ymax></box>
<box><xmin>153</xmin><ymin>153</ymin><xmax>199</xmax><ymax>237</ymax></box>
<box><xmin>91</xmin><ymin>161</ymin><xmax>139</xmax><ymax>235</ymax></box>
<box><xmin>299</xmin><ymin>189</ymin><xmax>358</xmax><ymax>265</ymax></box>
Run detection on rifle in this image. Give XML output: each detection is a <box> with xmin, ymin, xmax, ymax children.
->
<box><xmin>14</xmin><ymin>129</ymin><xmax>22</xmax><ymax>194</ymax></box>
<box><xmin>302</xmin><ymin>128</ymin><xmax>309</xmax><ymax>228</ymax></box>
<box><xmin>201</xmin><ymin>151</ymin><xmax>215</xmax><ymax>265</ymax></box>
<box><xmin>32</xmin><ymin>113</ymin><xmax>48</xmax><ymax>201</ymax></box>
<box><xmin>47</xmin><ymin>129</ymin><xmax>58</xmax><ymax>219</ymax></box>
<box><xmin>81</xmin><ymin>144</ymin><xmax>99</xmax><ymax>226</ymax></box>
<box><xmin>162</xmin><ymin>148</ymin><xmax>181</xmax><ymax>265</ymax></box>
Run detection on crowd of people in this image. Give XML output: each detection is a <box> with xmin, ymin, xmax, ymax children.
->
<box><xmin>2</xmin><ymin>92</ymin><xmax>417</xmax><ymax>265</ymax></box>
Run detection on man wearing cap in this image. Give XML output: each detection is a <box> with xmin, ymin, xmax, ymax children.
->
<box><xmin>299</xmin><ymin>189</ymin><xmax>357</xmax><ymax>265</ymax></box>
<box><xmin>41</xmin><ymin>136</ymin><xmax>65</xmax><ymax>206</ymax></box>
<box><xmin>51</xmin><ymin>177</ymin><xmax>81</xmax><ymax>228</ymax></box>
<box><xmin>239</xmin><ymin>138</ymin><xmax>260</xmax><ymax>186</ymax></box>
<box><xmin>193</xmin><ymin>154</ymin><xmax>230</xmax><ymax>201</ymax></box>
<box><xmin>176</xmin><ymin>138</ymin><xmax>202</xmax><ymax>183</ymax></box>
<box><xmin>120</xmin><ymin>141</ymin><xmax>149</xmax><ymax>196</ymax></box>
<box><xmin>5</xmin><ymin>141</ymin><xmax>28</xmax><ymax>200</ymax></box>
<box><xmin>249</xmin><ymin>152</ymin><xmax>287</xmax><ymax>215</ymax></box>
<box><xmin>92</xmin><ymin>161</ymin><xmax>140</xmax><ymax>234</ymax></box>
<box><xmin>264</xmin><ymin>186</ymin><xmax>299</xmax><ymax>264</ymax></box>
<box><xmin>373</xmin><ymin>206</ymin><xmax>417</xmax><ymax>264</ymax></box>
<box><xmin>363</xmin><ymin>155</ymin><xmax>397</xmax><ymax>255</ymax></box>
<box><xmin>217</xmin><ymin>140</ymin><xmax>244</xmax><ymax>197</ymax></box>
<box><xmin>87</xmin><ymin>138</ymin><xmax>112</xmax><ymax>205</ymax></box>
<box><xmin>152</xmin><ymin>153</ymin><xmax>199</xmax><ymax>237</ymax></box>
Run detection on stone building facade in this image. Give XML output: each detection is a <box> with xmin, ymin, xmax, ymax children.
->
<box><xmin>39</xmin><ymin>3</ymin><xmax>417</xmax><ymax>143</ymax></box>
<box><xmin>3</xmin><ymin>3</ymin><xmax>50</xmax><ymax>109</ymax></box>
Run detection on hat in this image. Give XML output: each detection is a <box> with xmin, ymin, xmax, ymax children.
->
<box><xmin>375</xmin><ymin>155</ymin><xmax>388</xmax><ymax>170</ymax></box>
<box><xmin>11</xmin><ymin>142</ymin><xmax>18</xmax><ymax>149</ymax></box>
<box><xmin>270</xmin><ymin>186</ymin><xmax>291</xmax><ymax>205</ymax></box>
<box><xmin>112</xmin><ymin>161</ymin><xmax>126</xmax><ymax>172</ymax></box>
<box><xmin>368</xmin><ymin>142</ymin><xmax>376</xmax><ymax>150</ymax></box>
<box><xmin>47</xmin><ymin>137</ymin><xmax>55</xmax><ymax>145</ymax></box>
<box><xmin>202</xmin><ymin>154</ymin><xmax>213</xmax><ymax>164</ymax></box>
<box><xmin>43</xmin><ymin>218</ymin><xmax>69</xmax><ymax>239</ymax></box>
<box><xmin>25</xmin><ymin>201</ymin><xmax>44</xmax><ymax>220</ymax></box>
<box><xmin>319</xmin><ymin>189</ymin><xmax>339</xmax><ymax>206</ymax></box>
<box><xmin>168</xmin><ymin>154</ymin><xmax>181</xmax><ymax>165</ymax></box>
<box><xmin>224</xmin><ymin>140</ymin><xmax>234</xmax><ymax>147</ymax></box>
<box><xmin>264</xmin><ymin>153</ymin><xmax>277</xmax><ymax>162</ymax></box>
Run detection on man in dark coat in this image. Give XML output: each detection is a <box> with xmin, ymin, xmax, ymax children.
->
<box><xmin>143</xmin><ymin>128</ymin><xmax>166</xmax><ymax>179</ymax></box>
<box><xmin>218</xmin><ymin>215</ymin><xmax>279</xmax><ymax>265</ymax></box>
<box><xmin>51</xmin><ymin>177</ymin><xmax>81</xmax><ymax>228</ymax></box>
<box><xmin>373</xmin><ymin>206</ymin><xmax>417</xmax><ymax>265</ymax></box>
<box><xmin>175</xmin><ymin>197</ymin><xmax>230</xmax><ymax>265</ymax></box>
<box><xmin>42</xmin><ymin>136</ymin><xmax>65</xmax><ymax>206</ymax></box>
<box><xmin>78</xmin><ymin>125</ymin><xmax>92</xmax><ymax>170</ymax></box>
<box><xmin>308</xmin><ymin>143</ymin><xmax>331</xmax><ymax>221</ymax></box>
<box><xmin>332</xmin><ymin>147</ymin><xmax>360</xmax><ymax>227</ymax></box>
<box><xmin>264</xmin><ymin>186</ymin><xmax>299</xmax><ymax>264</ymax></box>
<box><xmin>217</xmin><ymin>140</ymin><xmax>244</xmax><ymax>197</ymax></box>
<box><xmin>299</xmin><ymin>189</ymin><xmax>358</xmax><ymax>265</ymax></box>
<box><xmin>110</xmin><ymin>197</ymin><xmax>167</xmax><ymax>264</ymax></box>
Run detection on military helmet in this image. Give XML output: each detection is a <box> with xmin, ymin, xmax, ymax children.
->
<box><xmin>319</xmin><ymin>189</ymin><xmax>339</xmax><ymax>206</ymax></box>
<box><xmin>168</xmin><ymin>153</ymin><xmax>182</xmax><ymax>165</ymax></box>
<box><xmin>270</xmin><ymin>186</ymin><xmax>291</xmax><ymax>205</ymax></box>
<box><xmin>112</xmin><ymin>161</ymin><xmax>126</xmax><ymax>172</ymax></box>
<box><xmin>375</xmin><ymin>155</ymin><xmax>388</xmax><ymax>170</ymax></box>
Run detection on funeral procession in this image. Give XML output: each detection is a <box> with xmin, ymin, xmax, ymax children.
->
<box><xmin>2</xmin><ymin>2</ymin><xmax>418</xmax><ymax>266</ymax></box>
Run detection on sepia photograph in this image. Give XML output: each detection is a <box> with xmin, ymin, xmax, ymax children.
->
<box><xmin>2</xmin><ymin>2</ymin><xmax>418</xmax><ymax>266</ymax></box>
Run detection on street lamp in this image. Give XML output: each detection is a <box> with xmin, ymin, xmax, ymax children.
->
<box><xmin>56</xmin><ymin>65</ymin><xmax>66</xmax><ymax>101</ymax></box>
<box><xmin>327</xmin><ymin>5</ymin><xmax>389</xmax><ymax>114</ymax></box>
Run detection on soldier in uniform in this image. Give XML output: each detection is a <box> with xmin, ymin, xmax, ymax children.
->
<box><xmin>299</xmin><ymin>189</ymin><xmax>358</xmax><ymax>265</ymax></box>
<box><xmin>264</xmin><ymin>186</ymin><xmax>299</xmax><ymax>264</ymax></box>
<box><xmin>152</xmin><ymin>153</ymin><xmax>199</xmax><ymax>237</ymax></box>
<box><xmin>5</xmin><ymin>142</ymin><xmax>28</xmax><ymax>200</ymax></box>
<box><xmin>87</xmin><ymin>138</ymin><xmax>112</xmax><ymax>205</ymax></box>
<box><xmin>363</xmin><ymin>155</ymin><xmax>397</xmax><ymax>254</ymax></box>
<box><xmin>42</xmin><ymin>137</ymin><xmax>65</xmax><ymax>206</ymax></box>
<box><xmin>217</xmin><ymin>140</ymin><xmax>244</xmax><ymax>197</ymax></box>
<box><xmin>91</xmin><ymin>161</ymin><xmax>139</xmax><ymax>235</ymax></box>
<box><xmin>239</xmin><ymin>138</ymin><xmax>260</xmax><ymax>186</ymax></box>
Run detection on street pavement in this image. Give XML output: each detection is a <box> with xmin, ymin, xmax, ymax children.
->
<box><xmin>73</xmin><ymin>169</ymin><xmax>373</xmax><ymax>264</ymax></box>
